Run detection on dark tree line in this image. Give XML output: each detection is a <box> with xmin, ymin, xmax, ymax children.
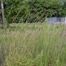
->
<box><xmin>4</xmin><ymin>0</ymin><xmax>66</xmax><ymax>23</ymax></box>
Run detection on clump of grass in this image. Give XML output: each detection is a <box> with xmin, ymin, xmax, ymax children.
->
<box><xmin>0</xmin><ymin>23</ymin><xmax>66</xmax><ymax>66</ymax></box>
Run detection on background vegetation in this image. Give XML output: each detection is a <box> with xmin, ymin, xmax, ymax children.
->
<box><xmin>4</xmin><ymin>0</ymin><xmax>66</xmax><ymax>23</ymax></box>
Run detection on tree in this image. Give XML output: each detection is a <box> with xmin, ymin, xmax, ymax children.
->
<box><xmin>4</xmin><ymin>0</ymin><xmax>66</xmax><ymax>23</ymax></box>
<box><xmin>0</xmin><ymin>0</ymin><xmax>6</xmax><ymax>28</ymax></box>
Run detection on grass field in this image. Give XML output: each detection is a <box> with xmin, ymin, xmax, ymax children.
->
<box><xmin>0</xmin><ymin>23</ymin><xmax>66</xmax><ymax>66</ymax></box>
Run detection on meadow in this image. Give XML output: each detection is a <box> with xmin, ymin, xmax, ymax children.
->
<box><xmin>0</xmin><ymin>23</ymin><xmax>66</xmax><ymax>66</ymax></box>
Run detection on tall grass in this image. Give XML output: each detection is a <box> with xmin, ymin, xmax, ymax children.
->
<box><xmin>0</xmin><ymin>23</ymin><xmax>66</xmax><ymax>66</ymax></box>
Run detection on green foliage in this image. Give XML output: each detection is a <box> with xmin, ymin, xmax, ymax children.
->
<box><xmin>4</xmin><ymin>0</ymin><xmax>66</xmax><ymax>23</ymax></box>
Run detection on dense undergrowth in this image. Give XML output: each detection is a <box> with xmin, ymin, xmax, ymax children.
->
<box><xmin>0</xmin><ymin>23</ymin><xmax>66</xmax><ymax>66</ymax></box>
